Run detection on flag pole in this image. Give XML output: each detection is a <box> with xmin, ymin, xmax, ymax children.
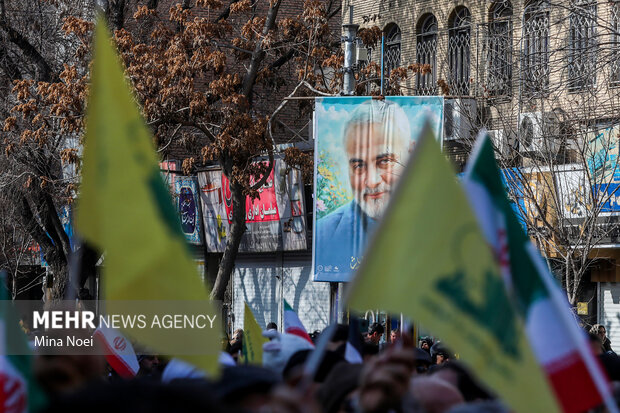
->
<box><xmin>64</xmin><ymin>238</ymin><xmax>83</xmax><ymax>301</ymax></box>
<box><xmin>299</xmin><ymin>323</ymin><xmax>336</xmax><ymax>391</ymax></box>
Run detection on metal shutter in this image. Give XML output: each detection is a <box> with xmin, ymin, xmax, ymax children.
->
<box><xmin>231</xmin><ymin>254</ymin><xmax>329</xmax><ymax>335</ymax></box>
<box><xmin>598</xmin><ymin>282</ymin><xmax>620</xmax><ymax>352</ymax></box>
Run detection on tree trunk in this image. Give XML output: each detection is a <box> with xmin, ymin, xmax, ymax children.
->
<box><xmin>108</xmin><ymin>0</ymin><xmax>126</xmax><ymax>31</ymax></box>
<box><xmin>565</xmin><ymin>256</ymin><xmax>578</xmax><ymax>306</ymax></box>
<box><xmin>49</xmin><ymin>261</ymin><xmax>68</xmax><ymax>299</ymax></box>
<box><xmin>241</xmin><ymin>0</ymin><xmax>282</xmax><ymax>101</ymax></box>
<box><xmin>210</xmin><ymin>180</ymin><xmax>246</xmax><ymax>300</ymax></box>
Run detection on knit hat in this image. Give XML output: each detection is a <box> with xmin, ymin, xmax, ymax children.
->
<box><xmin>161</xmin><ymin>358</ymin><xmax>207</xmax><ymax>383</ymax></box>
<box><xmin>414</xmin><ymin>347</ymin><xmax>432</xmax><ymax>365</ymax></box>
<box><xmin>262</xmin><ymin>330</ymin><xmax>314</xmax><ymax>376</ymax></box>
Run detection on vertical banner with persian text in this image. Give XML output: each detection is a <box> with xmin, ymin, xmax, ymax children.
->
<box><xmin>174</xmin><ymin>176</ymin><xmax>203</xmax><ymax>245</ymax></box>
<box><xmin>313</xmin><ymin>96</ymin><xmax>444</xmax><ymax>282</ymax></box>
<box><xmin>198</xmin><ymin>158</ymin><xmax>307</xmax><ymax>252</ymax></box>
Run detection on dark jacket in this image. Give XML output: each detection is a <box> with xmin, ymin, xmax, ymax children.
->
<box><xmin>314</xmin><ymin>201</ymin><xmax>378</xmax><ymax>282</ymax></box>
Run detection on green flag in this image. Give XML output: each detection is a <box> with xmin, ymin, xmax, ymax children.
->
<box><xmin>0</xmin><ymin>273</ymin><xmax>46</xmax><ymax>412</ymax></box>
<box><xmin>75</xmin><ymin>19</ymin><xmax>220</xmax><ymax>374</ymax></box>
<box><xmin>347</xmin><ymin>124</ymin><xmax>558</xmax><ymax>413</ymax></box>
<box><xmin>463</xmin><ymin>132</ymin><xmax>615</xmax><ymax>413</ymax></box>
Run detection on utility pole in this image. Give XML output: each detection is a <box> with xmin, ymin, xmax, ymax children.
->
<box><xmin>330</xmin><ymin>5</ymin><xmax>359</xmax><ymax>324</ymax></box>
<box><xmin>342</xmin><ymin>5</ymin><xmax>358</xmax><ymax>96</ymax></box>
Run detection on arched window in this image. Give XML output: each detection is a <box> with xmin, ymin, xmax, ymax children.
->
<box><xmin>612</xmin><ymin>2</ymin><xmax>620</xmax><ymax>84</ymax></box>
<box><xmin>416</xmin><ymin>14</ymin><xmax>438</xmax><ymax>95</ymax></box>
<box><xmin>384</xmin><ymin>24</ymin><xmax>401</xmax><ymax>79</ymax></box>
<box><xmin>448</xmin><ymin>7</ymin><xmax>471</xmax><ymax>96</ymax></box>
<box><xmin>568</xmin><ymin>1</ymin><xmax>597</xmax><ymax>90</ymax></box>
<box><xmin>522</xmin><ymin>0</ymin><xmax>549</xmax><ymax>95</ymax></box>
<box><xmin>487</xmin><ymin>0</ymin><xmax>513</xmax><ymax>96</ymax></box>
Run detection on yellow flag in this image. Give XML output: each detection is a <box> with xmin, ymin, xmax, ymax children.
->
<box><xmin>347</xmin><ymin>124</ymin><xmax>560</xmax><ymax>413</ymax></box>
<box><xmin>76</xmin><ymin>19</ymin><xmax>220</xmax><ymax>374</ymax></box>
<box><xmin>242</xmin><ymin>303</ymin><xmax>268</xmax><ymax>364</ymax></box>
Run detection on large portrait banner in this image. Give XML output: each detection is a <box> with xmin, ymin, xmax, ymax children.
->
<box><xmin>313</xmin><ymin>96</ymin><xmax>444</xmax><ymax>282</ymax></box>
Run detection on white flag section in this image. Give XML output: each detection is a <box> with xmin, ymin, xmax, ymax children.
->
<box><xmin>94</xmin><ymin>326</ymin><xmax>139</xmax><ymax>378</ymax></box>
<box><xmin>283</xmin><ymin>300</ymin><xmax>313</xmax><ymax>345</ymax></box>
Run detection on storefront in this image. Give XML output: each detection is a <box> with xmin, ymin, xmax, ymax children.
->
<box><xmin>230</xmin><ymin>253</ymin><xmax>330</xmax><ymax>333</ymax></box>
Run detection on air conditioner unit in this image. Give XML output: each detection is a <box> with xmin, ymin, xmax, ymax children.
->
<box><xmin>518</xmin><ymin>112</ymin><xmax>561</xmax><ymax>157</ymax></box>
<box><xmin>444</xmin><ymin>98</ymin><xmax>477</xmax><ymax>141</ymax></box>
<box><xmin>488</xmin><ymin>129</ymin><xmax>515</xmax><ymax>158</ymax></box>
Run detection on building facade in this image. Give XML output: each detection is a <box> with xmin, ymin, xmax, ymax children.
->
<box><xmin>346</xmin><ymin>0</ymin><xmax>620</xmax><ymax>349</ymax></box>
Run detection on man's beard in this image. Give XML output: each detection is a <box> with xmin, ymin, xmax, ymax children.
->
<box><xmin>354</xmin><ymin>183</ymin><xmax>391</xmax><ymax>219</ymax></box>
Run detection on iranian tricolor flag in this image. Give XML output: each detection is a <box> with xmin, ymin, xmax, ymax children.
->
<box><xmin>93</xmin><ymin>325</ymin><xmax>139</xmax><ymax>378</ymax></box>
<box><xmin>284</xmin><ymin>300</ymin><xmax>313</xmax><ymax>345</ymax></box>
<box><xmin>0</xmin><ymin>273</ymin><xmax>45</xmax><ymax>413</ymax></box>
<box><xmin>463</xmin><ymin>131</ymin><xmax>617</xmax><ymax>413</ymax></box>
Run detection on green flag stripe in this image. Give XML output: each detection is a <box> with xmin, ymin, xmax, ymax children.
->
<box><xmin>468</xmin><ymin>135</ymin><xmax>549</xmax><ymax>312</ymax></box>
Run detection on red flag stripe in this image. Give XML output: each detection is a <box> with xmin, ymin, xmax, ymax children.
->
<box><xmin>93</xmin><ymin>330</ymin><xmax>138</xmax><ymax>378</ymax></box>
<box><xmin>286</xmin><ymin>327</ymin><xmax>314</xmax><ymax>345</ymax></box>
<box><xmin>546</xmin><ymin>351</ymin><xmax>606</xmax><ymax>413</ymax></box>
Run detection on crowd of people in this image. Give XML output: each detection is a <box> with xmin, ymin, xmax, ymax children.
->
<box><xmin>33</xmin><ymin>321</ymin><xmax>620</xmax><ymax>413</ymax></box>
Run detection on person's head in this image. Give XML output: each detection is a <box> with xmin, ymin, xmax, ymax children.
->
<box><xmin>138</xmin><ymin>355</ymin><xmax>160</xmax><ymax>376</ymax></box>
<box><xmin>413</xmin><ymin>348</ymin><xmax>432</xmax><ymax>375</ymax></box>
<box><xmin>591</xmin><ymin>324</ymin><xmax>607</xmax><ymax>339</ymax></box>
<box><xmin>588</xmin><ymin>332</ymin><xmax>604</xmax><ymax>355</ymax></box>
<box><xmin>430</xmin><ymin>361</ymin><xmax>494</xmax><ymax>402</ymax></box>
<box><xmin>266</xmin><ymin>322</ymin><xmax>278</xmax><ymax>331</ymax></box>
<box><xmin>420</xmin><ymin>337</ymin><xmax>433</xmax><ymax>352</ymax></box>
<box><xmin>410</xmin><ymin>376</ymin><xmax>465</xmax><ymax>413</ymax></box>
<box><xmin>390</xmin><ymin>329</ymin><xmax>401</xmax><ymax>343</ymax></box>
<box><xmin>435</xmin><ymin>351</ymin><xmax>450</xmax><ymax>365</ymax></box>
<box><xmin>34</xmin><ymin>353</ymin><xmax>107</xmax><ymax>396</ymax></box>
<box><xmin>43</xmin><ymin>379</ymin><xmax>226</xmax><ymax>413</ymax></box>
<box><xmin>262</xmin><ymin>331</ymin><xmax>315</xmax><ymax>376</ymax></box>
<box><xmin>430</xmin><ymin>343</ymin><xmax>450</xmax><ymax>365</ymax></box>
<box><xmin>362</xmin><ymin>342</ymin><xmax>379</xmax><ymax>361</ymax></box>
<box><xmin>229</xmin><ymin>341</ymin><xmax>243</xmax><ymax>362</ymax></box>
<box><xmin>232</xmin><ymin>329</ymin><xmax>244</xmax><ymax>343</ymax></box>
<box><xmin>343</xmin><ymin>100</ymin><xmax>411</xmax><ymax>219</ymax></box>
<box><xmin>214</xmin><ymin>365</ymin><xmax>280</xmax><ymax>411</ymax></box>
<box><xmin>327</xmin><ymin>324</ymin><xmax>350</xmax><ymax>353</ymax></box>
<box><xmin>367</xmin><ymin>323</ymin><xmax>385</xmax><ymax>345</ymax></box>
<box><xmin>316</xmin><ymin>362</ymin><xmax>363</xmax><ymax>413</ymax></box>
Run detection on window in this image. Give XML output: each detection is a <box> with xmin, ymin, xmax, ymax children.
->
<box><xmin>568</xmin><ymin>1</ymin><xmax>597</xmax><ymax>90</ymax></box>
<box><xmin>611</xmin><ymin>2</ymin><xmax>620</xmax><ymax>84</ymax></box>
<box><xmin>448</xmin><ymin>7</ymin><xmax>471</xmax><ymax>96</ymax></box>
<box><xmin>522</xmin><ymin>0</ymin><xmax>549</xmax><ymax>95</ymax></box>
<box><xmin>416</xmin><ymin>14</ymin><xmax>438</xmax><ymax>95</ymax></box>
<box><xmin>487</xmin><ymin>0</ymin><xmax>513</xmax><ymax>96</ymax></box>
<box><xmin>384</xmin><ymin>24</ymin><xmax>401</xmax><ymax>79</ymax></box>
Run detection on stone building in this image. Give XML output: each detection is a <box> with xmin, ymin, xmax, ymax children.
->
<box><xmin>346</xmin><ymin>0</ymin><xmax>620</xmax><ymax>349</ymax></box>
